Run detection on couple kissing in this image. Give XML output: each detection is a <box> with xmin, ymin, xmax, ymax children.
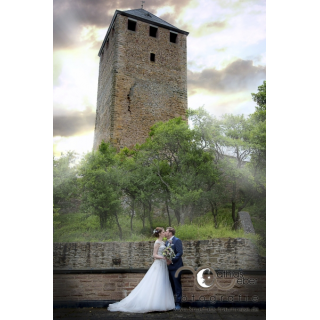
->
<box><xmin>108</xmin><ymin>227</ymin><xmax>183</xmax><ymax>313</ymax></box>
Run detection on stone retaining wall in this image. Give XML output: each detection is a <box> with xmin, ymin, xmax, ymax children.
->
<box><xmin>53</xmin><ymin>239</ymin><xmax>265</xmax><ymax>271</ymax></box>
<box><xmin>53</xmin><ymin>239</ymin><xmax>265</xmax><ymax>304</ymax></box>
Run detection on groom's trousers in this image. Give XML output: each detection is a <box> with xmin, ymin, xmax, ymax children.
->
<box><xmin>168</xmin><ymin>269</ymin><xmax>182</xmax><ymax>304</ymax></box>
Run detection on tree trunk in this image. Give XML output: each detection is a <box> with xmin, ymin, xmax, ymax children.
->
<box><xmin>142</xmin><ymin>205</ymin><xmax>145</xmax><ymax>228</ymax></box>
<box><xmin>100</xmin><ymin>214</ymin><xmax>103</xmax><ymax>229</ymax></box>
<box><xmin>186</xmin><ymin>204</ymin><xmax>193</xmax><ymax>224</ymax></box>
<box><xmin>114</xmin><ymin>210</ymin><xmax>122</xmax><ymax>240</ymax></box>
<box><xmin>214</xmin><ymin>205</ymin><xmax>218</xmax><ymax>229</ymax></box>
<box><xmin>232</xmin><ymin>201</ymin><xmax>236</xmax><ymax>223</ymax></box>
<box><xmin>142</xmin><ymin>203</ymin><xmax>147</xmax><ymax>229</ymax></box>
<box><xmin>180</xmin><ymin>205</ymin><xmax>186</xmax><ymax>225</ymax></box>
<box><xmin>238</xmin><ymin>194</ymin><xmax>253</xmax><ymax>213</ymax></box>
<box><xmin>130</xmin><ymin>198</ymin><xmax>135</xmax><ymax>233</ymax></box>
<box><xmin>231</xmin><ymin>180</ymin><xmax>238</xmax><ymax>224</ymax></box>
<box><xmin>231</xmin><ymin>201</ymin><xmax>241</xmax><ymax>231</ymax></box>
<box><xmin>100</xmin><ymin>212</ymin><xmax>107</xmax><ymax>229</ymax></box>
<box><xmin>174</xmin><ymin>208</ymin><xmax>180</xmax><ymax>225</ymax></box>
<box><xmin>210</xmin><ymin>202</ymin><xmax>218</xmax><ymax>229</ymax></box>
<box><xmin>147</xmin><ymin>201</ymin><xmax>153</xmax><ymax>233</ymax></box>
<box><xmin>165</xmin><ymin>199</ymin><xmax>171</xmax><ymax>226</ymax></box>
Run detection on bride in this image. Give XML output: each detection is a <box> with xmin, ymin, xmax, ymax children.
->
<box><xmin>107</xmin><ymin>227</ymin><xmax>175</xmax><ymax>313</ymax></box>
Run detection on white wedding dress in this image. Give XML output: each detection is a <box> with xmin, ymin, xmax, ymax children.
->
<box><xmin>107</xmin><ymin>240</ymin><xmax>175</xmax><ymax>313</ymax></box>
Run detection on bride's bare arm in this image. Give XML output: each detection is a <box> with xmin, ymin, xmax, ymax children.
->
<box><xmin>153</xmin><ymin>242</ymin><xmax>165</xmax><ymax>259</ymax></box>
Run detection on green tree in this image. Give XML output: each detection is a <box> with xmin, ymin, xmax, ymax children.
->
<box><xmin>190</xmin><ymin>108</ymin><xmax>255</xmax><ymax>228</ymax></box>
<box><xmin>189</xmin><ymin>107</ymin><xmax>229</xmax><ymax>227</ymax></box>
<box><xmin>220</xmin><ymin>114</ymin><xmax>253</xmax><ymax>226</ymax></box>
<box><xmin>130</xmin><ymin>147</ymin><xmax>163</xmax><ymax>233</ymax></box>
<box><xmin>247</xmin><ymin>81</ymin><xmax>266</xmax><ymax>221</ymax></box>
<box><xmin>251</xmin><ymin>81</ymin><xmax>266</xmax><ymax>121</ymax></box>
<box><xmin>116</xmin><ymin>147</ymin><xmax>155</xmax><ymax>234</ymax></box>
<box><xmin>141</xmin><ymin>117</ymin><xmax>218</xmax><ymax>225</ymax></box>
<box><xmin>53</xmin><ymin>151</ymin><xmax>79</xmax><ymax>210</ymax></box>
<box><xmin>77</xmin><ymin>142</ymin><xmax>123</xmax><ymax>237</ymax></box>
<box><xmin>249</xmin><ymin>80</ymin><xmax>266</xmax><ymax>187</ymax></box>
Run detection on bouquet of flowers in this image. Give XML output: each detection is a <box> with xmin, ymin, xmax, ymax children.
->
<box><xmin>162</xmin><ymin>243</ymin><xmax>176</xmax><ymax>260</ymax></box>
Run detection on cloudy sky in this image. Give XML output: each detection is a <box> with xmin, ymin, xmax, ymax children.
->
<box><xmin>53</xmin><ymin>0</ymin><xmax>266</xmax><ymax>157</ymax></box>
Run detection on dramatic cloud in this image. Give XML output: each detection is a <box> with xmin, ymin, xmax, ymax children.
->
<box><xmin>156</xmin><ymin>11</ymin><xmax>186</xmax><ymax>30</ymax></box>
<box><xmin>178</xmin><ymin>20</ymin><xmax>228</xmax><ymax>37</ymax></box>
<box><xmin>53</xmin><ymin>0</ymin><xmax>113</xmax><ymax>49</ymax></box>
<box><xmin>188</xmin><ymin>59</ymin><xmax>266</xmax><ymax>95</ymax></box>
<box><xmin>53</xmin><ymin>132</ymin><xmax>95</xmax><ymax>156</ymax></box>
<box><xmin>188</xmin><ymin>91</ymin><xmax>257</xmax><ymax>117</ymax></box>
<box><xmin>53</xmin><ymin>54</ymin><xmax>63</xmax><ymax>86</ymax></box>
<box><xmin>216</xmin><ymin>0</ymin><xmax>265</xmax><ymax>10</ymax></box>
<box><xmin>53</xmin><ymin>107</ymin><xmax>95</xmax><ymax>137</ymax></box>
<box><xmin>53</xmin><ymin>0</ymin><xmax>190</xmax><ymax>50</ymax></box>
<box><xmin>52</xmin><ymin>0</ymin><xmax>266</xmax><ymax>156</ymax></box>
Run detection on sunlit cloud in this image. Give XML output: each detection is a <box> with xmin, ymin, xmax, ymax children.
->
<box><xmin>53</xmin><ymin>132</ymin><xmax>94</xmax><ymax>157</ymax></box>
<box><xmin>188</xmin><ymin>91</ymin><xmax>256</xmax><ymax>117</ymax></box>
<box><xmin>188</xmin><ymin>59</ymin><xmax>266</xmax><ymax>94</ymax></box>
<box><xmin>155</xmin><ymin>6</ymin><xmax>174</xmax><ymax>17</ymax></box>
<box><xmin>53</xmin><ymin>0</ymin><xmax>266</xmax><ymax>155</ymax></box>
<box><xmin>97</xmin><ymin>27</ymin><xmax>108</xmax><ymax>41</ymax></box>
<box><xmin>53</xmin><ymin>49</ymin><xmax>99</xmax><ymax>112</ymax></box>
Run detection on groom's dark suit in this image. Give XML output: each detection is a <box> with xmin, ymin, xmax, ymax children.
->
<box><xmin>166</xmin><ymin>236</ymin><xmax>183</xmax><ymax>304</ymax></box>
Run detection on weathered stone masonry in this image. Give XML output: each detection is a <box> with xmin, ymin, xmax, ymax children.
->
<box><xmin>53</xmin><ymin>239</ymin><xmax>264</xmax><ymax>271</ymax></box>
<box><xmin>53</xmin><ymin>239</ymin><xmax>266</xmax><ymax>304</ymax></box>
<box><xmin>93</xmin><ymin>9</ymin><xmax>189</xmax><ymax>150</ymax></box>
<box><xmin>53</xmin><ymin>273</ymin><xmax>266</xmax><ymax>303</ymax></box>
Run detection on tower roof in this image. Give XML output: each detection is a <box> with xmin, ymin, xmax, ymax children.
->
<box><xmin>98</xmin><ymin>8</ymin><xmax>189</xmax><ymax>57</ymax></box>
<box><xmin>123</xmin><ymin>8</ymin><xmax>177</xmax><ymax>29</ymax></box>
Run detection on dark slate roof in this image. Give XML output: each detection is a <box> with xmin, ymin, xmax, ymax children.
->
<box><xmin>123</xmin><ymin>8</ymin><xmax>177</xmax><ymax>29</ymax></box>
<box><xmin>98</xmin><ymin>8</ymin><xmax>189</xmax><ymax>57</ymax></box>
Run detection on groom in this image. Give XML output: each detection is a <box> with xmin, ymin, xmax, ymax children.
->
<box><xmin>165</xmin><ymin>227</ymin><xmax>183</xmax><ymax>311</ymax></box>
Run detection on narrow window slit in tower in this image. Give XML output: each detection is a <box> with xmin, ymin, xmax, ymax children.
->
<box><xmin>149</xmin><ymin>26</ymin><xmax>158</xmax><ymax>38</ymax></box>
<box><xmin>150</xmin><ymin>53</ymin><xmax>155</xmax><ymax>62</ymax></box>
<box><xmin>128</xmin><ymin>20</ymin><xmax>136</xmax><ymax>31</ymax></box>
<box><xmin>170</xmin><ymin>32</ymin><xmax>177</xmax><ymax>43</ymax></box>
<box><xmin>127</xmin><ymin>94</ymin><xmax>131</xmax><ymax>113</ymax></box>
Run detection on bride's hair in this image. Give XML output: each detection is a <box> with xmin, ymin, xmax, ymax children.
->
<box><xmin>152</xmin><ymin>227</ymin><xmax>164</xmax><ymax>238</ymax></box>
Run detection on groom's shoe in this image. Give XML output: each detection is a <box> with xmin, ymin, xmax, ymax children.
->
<box><xmin>175</xmin><ymin>303</ymin><xmax>181</xmax><ymax>310</ymax></box>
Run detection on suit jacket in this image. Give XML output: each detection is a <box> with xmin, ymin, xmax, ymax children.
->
<box><xmin>166</xmin><ymin>236</ymin><xmax>183</xmax><ymax>271</ymax></box>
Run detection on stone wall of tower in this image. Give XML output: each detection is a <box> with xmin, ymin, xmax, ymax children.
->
<box><xmin>93</xmin><ymin>14</ymin><xmax>188</xmax><ymax>150</ymax></box>
<box><xmin>93</xmin><ymin>18</ymin><xmax>119</xmax><ymax>150</ymax></box>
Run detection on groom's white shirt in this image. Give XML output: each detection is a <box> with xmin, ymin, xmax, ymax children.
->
<box><xmin>167</xmin><ymin>236</ymin><xmax>174</xmax><ymax>242</ymax></box>
<box><xmin>167</xmin><ymin>236</ymin><xmax>175</xmax><ymax>264</ymax></box>
<box><xmin>167</xmin><ymin>236</ymin><xmax>174</xmax><ymax>247</ymax></box>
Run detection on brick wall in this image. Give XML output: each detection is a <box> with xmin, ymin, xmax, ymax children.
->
<box><xmin>53</xmin><ymin>272</ymin><xmax>266</xmax><ymax>303</ymax></box>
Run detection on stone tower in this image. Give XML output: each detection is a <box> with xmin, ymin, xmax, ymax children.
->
<box><xmin>93</xmin><ymin>8</ymin><xmax>189</xmax><ymax>150</ymax></box>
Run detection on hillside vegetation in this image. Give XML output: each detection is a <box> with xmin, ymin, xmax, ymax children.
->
<box><xmin>53</xmin><ymin>82</ymin><xmax>266</xmax><ymax>257</ymax></box>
